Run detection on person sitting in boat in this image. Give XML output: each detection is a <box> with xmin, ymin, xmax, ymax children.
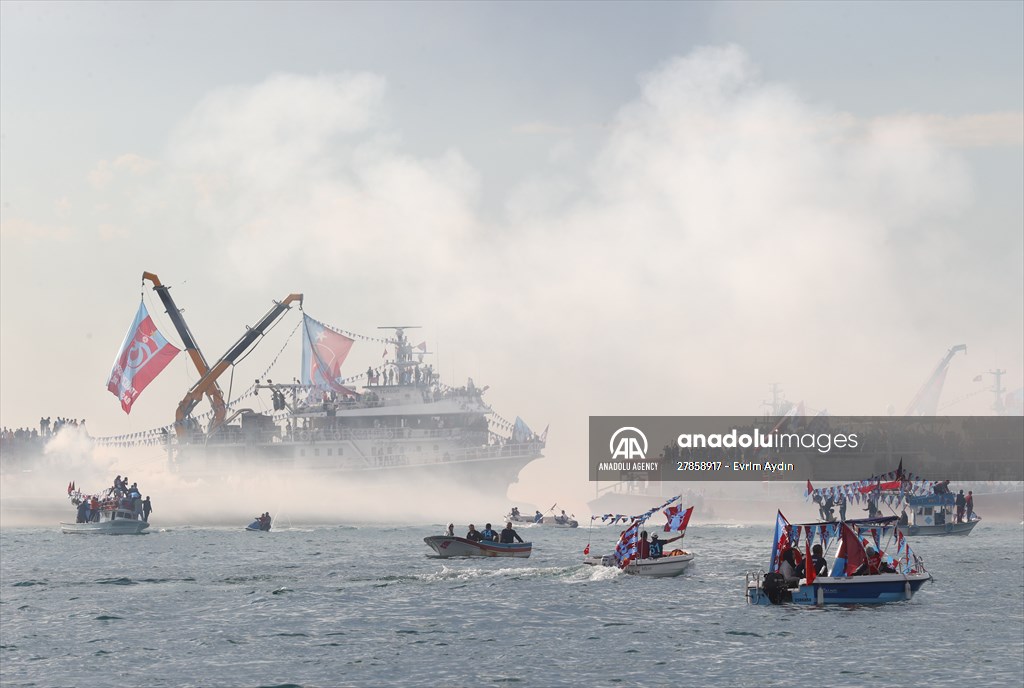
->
<box><xmin>853</xmin><ymin>546</ymin><xmax>896</xmax><ymax>576</ymax></box>
<box><xmin>798</xmin><ymin>544</ymin><xmax>829</xmax><ymax>578</ymax></box>
<box><xmin>779</xmin><ymin>548</ymin><xmax>801</xmax><ymax>587</ymax></box>
<box><xmin>445</xmin><ymin>523</ymin><xmax>455</xmax><ymax>537</ymax></box>
<box><xmin>480</xmin><ymin>523</ymin><xmax>499</xmax><ymax>542</ymax></box>
<box><xmin>636</xmin><ymin>531</ymin><xmax>652</xmax><ymax>559</ymax></box>
<box><xmin>500</xmin><ymin>522</ymin><xmax>524</xmax><ymax>544</ymax></box>
<box><xmin>534</xmin><ymin>510</ymin><xmax>543</xmax><ymax>523</ymax></box>
<box><xmin>555</xmin><ymin>510</ymin><xmax>569</xmax><ymax>525</ymax></box>
<box><xmin>510</xmin><ymin>507</ymin><xmax>521</xmax><ymax>519</ymax></box>
<box><xmin>466</xmin><ymin>524</ymin><xmax>483</xmax><ymax>542</ymax></box>
<box><xmin>899</xmin><ymin>510</ymin><xmax>909</xmax><ymax>526</ymax></box>
<box><xmin>648</xmin><ymin>532</ymin><xmax>684</xmax><ymax>559</ymax></box>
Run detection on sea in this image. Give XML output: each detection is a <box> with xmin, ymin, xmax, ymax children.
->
<box><xmin>1</xmin><ymin>522</ymin><xmax>1022</xmax><ymax>688</ymax></box>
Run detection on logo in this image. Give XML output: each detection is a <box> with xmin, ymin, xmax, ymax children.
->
<box><xmin>610</xmin><ymin>427</ymin><xmax>648</xmax><ymax>460</ymax></box>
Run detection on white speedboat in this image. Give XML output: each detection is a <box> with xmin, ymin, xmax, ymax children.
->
<box><xmin>585</xmin><ymin>551</ymin><xmax>695</xmax><ymax>578</ymax></box>
<box><xmin>423</xmin><ymin>535</ymin><xmax>531</xmax><ymax>558</ymax></box>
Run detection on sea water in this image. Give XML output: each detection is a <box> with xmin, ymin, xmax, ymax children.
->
<box><xmin>1</xmin><ymin>523</ymin><xmax>1022</xmax><ymax>687</ymax></box>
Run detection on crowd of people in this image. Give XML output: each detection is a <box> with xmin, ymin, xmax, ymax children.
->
<box><xmin>74</xmin><ymin>474</ymin><xmax>152</xmax><ymax>523</ymax></box>
<box><xmin>1</xmin><ymin>417</ymin><xmax>88</xmax><ymax>453</ymax></box>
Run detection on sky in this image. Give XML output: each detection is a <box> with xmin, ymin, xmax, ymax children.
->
<box><xmin>1</xmin><ymin>1</ymin><xmax>1022</xmax><ymax>520</ymax></box>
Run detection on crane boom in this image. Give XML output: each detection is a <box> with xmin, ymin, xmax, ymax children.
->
<box><xmin>174</xmin><ymin>293</ymin><xmax>303</xmax><ymax>437</ymax></box>
<box><xmin>904</xmin><ymin>344</ymin><xmax>967</xmax><ymax>416</ymax></box>
<box><xmin>142</xmin><ymin>272</ymin><xmax>228</xmax><ymax>431</ymax></box>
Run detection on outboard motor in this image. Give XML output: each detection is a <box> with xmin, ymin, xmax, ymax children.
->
<box><xmin>761</xmin><ymin>572</ymin><xmax>792</xmax><ymax>605</ymax></box>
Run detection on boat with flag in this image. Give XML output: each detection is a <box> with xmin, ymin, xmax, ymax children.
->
<box><xmin>745</xmin><ymin>513</ymin><xmax>930</xmax><ymax>605</ymax></box>
<box><xmin>583</xmin><ymin>497</ymin><xmax>696</xmax><ymax>578</ymax></box>
<box><xmin>805</xmin><ymin>460</ymin><xmax>981</xmax><ymax>536</ymax></box>
<box><xmin>96</xmin><ymin>272</ymin><xmax>546</xmax><ymax>500</ymax></box>
<box><xmin>423</xmin><ymin>535</ymin><xmax>532</xmax><ymax>558</ymax></box>
<box><xmin>60</xmin><ymin>482</ymin><xmax>149</xmax><ymax>535</ymax></box>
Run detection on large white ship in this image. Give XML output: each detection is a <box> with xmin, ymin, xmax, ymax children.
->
<box><xmin>100</xmin><ymin>273</ymin><xmax>546</xmax><ymax>499</ymax></box>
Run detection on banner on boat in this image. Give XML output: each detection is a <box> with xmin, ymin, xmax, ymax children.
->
<box><xmin>106</xmin><ymin>302</ymin><xmax>181</xmax><ymax>414</ymax></box>
<box><xmin>589</xmin><ymin>416</ymin><xmax>1024</xmax><ymax>482</ymax></box>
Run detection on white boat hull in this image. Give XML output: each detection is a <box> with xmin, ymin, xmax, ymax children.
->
<box><xmin>61</xmin><ymin>519</ymin><xmax>149</xmax><ymax>535</ymax></box>
<box><xmin>905</xmin><ymin>519</ymin><xmax>980</xmax><ymax>536</ymax></box>
<box><xmin>584</xmin><ymin>552</ymin><xmax>695</xmax><ymax>578</ymax></box>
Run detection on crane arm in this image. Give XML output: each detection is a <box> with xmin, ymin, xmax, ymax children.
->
<box><xmin>142</xmin><ymin>272</ymin><xmax>228</xmax><ymax>431</ymax></box>
<box><xmin>904</xmin><ymin>344</ymin><xmax>967</xmax><ymax>416</ymax></box>
<box><xmin>174</xmin><ymin>293</ymin><xmax>303</xmax><ymax>436</ymax></box>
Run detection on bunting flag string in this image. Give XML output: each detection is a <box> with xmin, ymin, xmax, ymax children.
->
<box><xmin>595</xmin><ymin>495</ymin><xmax>680</xmax><ymax>526</ymax></box>
<box><xmin>805</xmin><ymin>470</ymin><xmax>936</xmax><ymax>506</ymax></box>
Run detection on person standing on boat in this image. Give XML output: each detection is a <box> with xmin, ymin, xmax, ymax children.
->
<box><xmin>955</xmin><ymin>490</ymin><xmax>967</xmax><ymax>523</ymax></box>
<box><xmin>480</xmin><ymin>523</ymin><xmax>499</xmax><ymax>542</ymax></box>
<box><xmin>466</xmin><ymin>524</ymin><xmax>483</xmax><ymax>542</ymax></box>
<box><xmin>648</xmin><ymin>532</ymin><xmax>684</xmax><ymax>559</ymax></box>
<box><xmin>838</xmin><ymin>493</ymin><xmax>847</xmax><ymax>521</ymax></box>
<box><xmin>500</xmin><ymin>522</ymin><xmax>524</xmax><ymax>544</ymax></box>
<box><xmin>76</xmin><ymin>499</ymin><xmax>89</xmax><ymax>524</ymax></box>
<box><xmin>965</xmin><ymin>491</ymin><xmax>975</xmax><ymax>521</ymax></box>
<box><xmin>142</xmin><ymin>496</ymin><xmax>152</xmax><ymax>522</ymax></box>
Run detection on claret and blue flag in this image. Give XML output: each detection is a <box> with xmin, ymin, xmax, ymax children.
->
<box><xmin>663</xmin><ymin>504</ymin><xmax>694</xmax><ymax>532</ymax></box>
<box><xmin>301</xmin><ymin>315</ymin><xmax>355</xmax><ymax>393</ymax></box>
<box><xmin>106</xmin><ymin>302</ymin><xmax>181</xmax><ymax>414</ymax></box>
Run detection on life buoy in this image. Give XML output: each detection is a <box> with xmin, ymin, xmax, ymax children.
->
<box><xmin>385</xmin><ymin>430</ymin><xmax>394</xmax><ymax>439</ymax></box>
<box><xmin>333</xmin><ymin>430</ymin><xmax>342</xmax><ymax>441</ymax></box>
<box><xmin>300</xmin><ymin>430</ymin><xmax>310</xmax><ymax>441</ymax></box>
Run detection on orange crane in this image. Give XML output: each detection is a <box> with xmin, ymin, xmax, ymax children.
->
<box><xmin>173</xmin><ymin>291</ymin><xmax>303</xmax><ymax>438</ymax></box>
<box><xmin>143</xmin><ymin>272</ymin><xmax>227</xmax><ymax>432</ymax></box>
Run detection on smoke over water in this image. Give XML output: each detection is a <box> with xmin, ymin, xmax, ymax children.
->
<box><xmin>1</xmin><ymin>429</ymin><xmax>515</xmax><ymax>528</ymax></box>
<box><xmin>1</xmin><ymin>44</ymin><xmax>1019</xmax><ymax>514</ymax></box>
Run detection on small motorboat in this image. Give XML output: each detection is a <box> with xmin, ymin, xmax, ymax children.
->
<box><xmin>745</xmin><ymin>513</ymin><xmax>931</xmax><ymax>606</ymax></box>
<box><xmin>423</xmin><ymin>535</ymin><xmax>532</xmax><ymax>558</ymax></box>
<box><xmin>507</xmin><ymin>509</ymin><xmax>578</xmax><ymax>528</ymax></box>
<box><xmin>585</xmin><ymin>497</ymin><xmax>696</xmax><ymax>577</ymax></box>
<box><xmin>585</xmin><ymin>550</ymin><xmax>695</xmax><ymax>578</ymax></box>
